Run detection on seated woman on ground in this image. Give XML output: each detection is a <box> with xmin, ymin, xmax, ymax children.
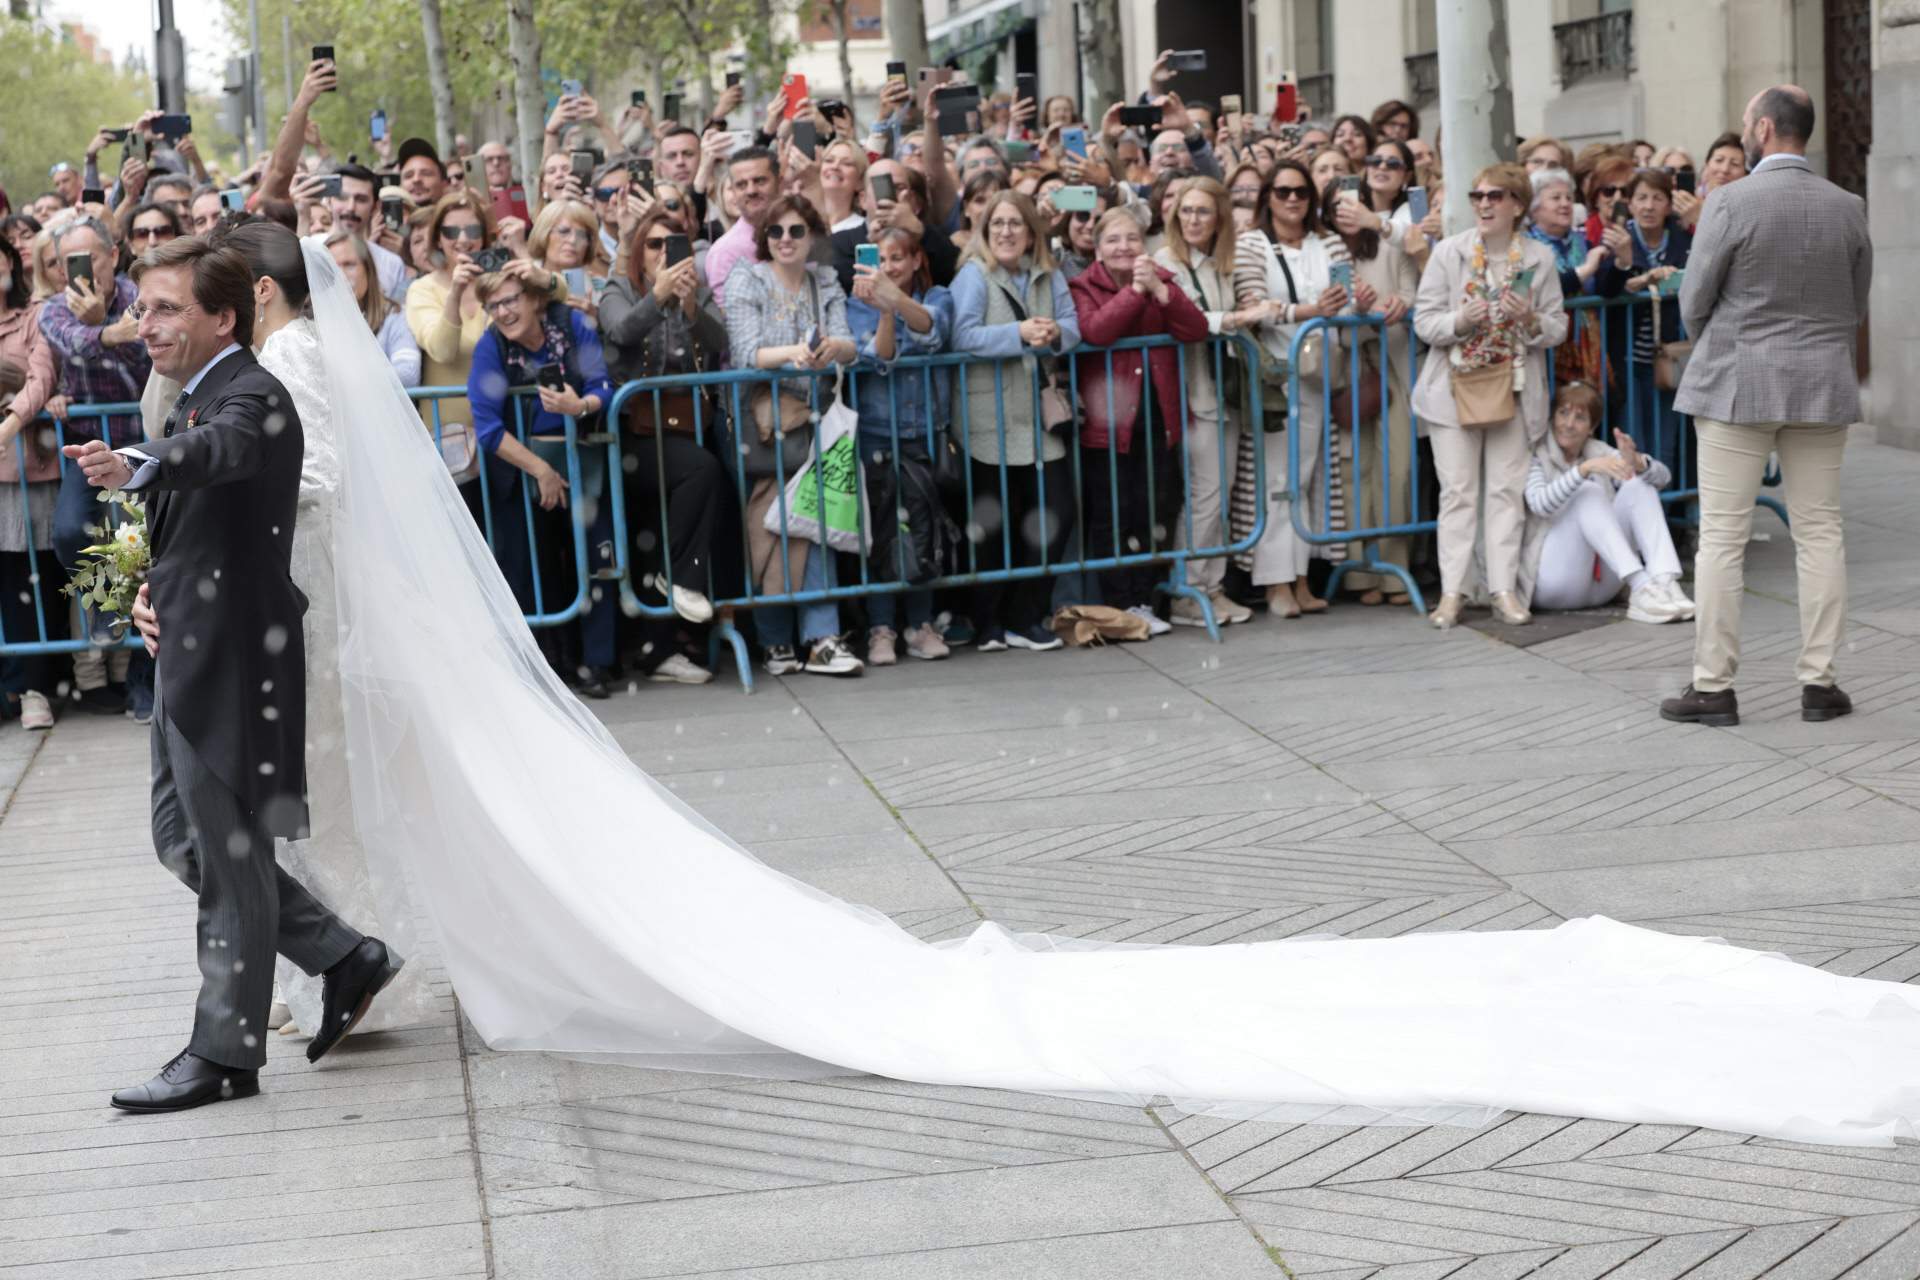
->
<box><xmin>1519</xmin><ymin>381</ymin><xmax>1693</xmax><ymax>625</ymax></box>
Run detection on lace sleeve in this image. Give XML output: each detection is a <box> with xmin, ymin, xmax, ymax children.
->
<box><xmin>259</xmin><ymin>320</ymin><xmax>339</xmax><ymax>506</ymax></box>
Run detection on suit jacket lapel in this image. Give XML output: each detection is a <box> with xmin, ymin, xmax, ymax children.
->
<box><xmin>151</xmin><ymin>348</ymin><xmax>256</xmax><ymax>547</ymax></box>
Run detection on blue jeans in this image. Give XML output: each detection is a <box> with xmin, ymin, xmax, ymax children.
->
<box><xmin>754</xmin><ymin>542</ymin><xmax>839</xmax><ymax>648</ymax></box>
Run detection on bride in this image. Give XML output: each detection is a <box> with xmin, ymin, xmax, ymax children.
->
<box><xmin>169</xmin><ymin>230</ymin><xmax>1918</xmax><ymax>1148</ymax></box>
<box><xmin>187</xmin><ymin>219</ymin><xmax>441</xmax><ymax>1038</ymax></box>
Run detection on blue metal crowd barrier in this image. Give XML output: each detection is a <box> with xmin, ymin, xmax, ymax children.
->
<box><xmin>1</xmin><ymin>339</ymin><xmax>1265</xmax><ymax>695</ymax></box>
<box><xmin>1285</xmin><ymin>293</ymin><xmax>1789</xmax><ymax>615</ymax></box>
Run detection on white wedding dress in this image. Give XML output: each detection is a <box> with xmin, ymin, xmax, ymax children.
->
<box><xmin>258</xmin><ymin>315</ymin><xmax>439</xmax><ymax>1037</ymax></box>
<box><xmin>291</xmin><ymin>242</ymin><xmax>1920</xmax><ymax>1148</ymax></box>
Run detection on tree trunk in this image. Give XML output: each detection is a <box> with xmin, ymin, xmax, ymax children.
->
<box><xmin>1434</xmin><ymin>0</ymin><xmax>1514</xmax><ymax>235</ymax></box>
<box><xmin>884</xmin><ymin>0</ymin><xmax>927</xmax><ymax>77</ymax></box>
<box><xmin>418</xmin><ymin>0</ymin><xmax>457</xmax><ymax>158</ymax></box>
<box><xmin>505</xmin><ymin>0</ymin><xmax>545</xmax><ymax>193</ymax></box>
<box><xmin>7</xmin><ymin>0</ymin><xmax>27</xmax><ymax>21</ymax></box>
<box><xmin>826</xmin><ymin>0</ymin><xmax>852</xmax><ymax>106</ymax></box>
<box><xmin>1079</xmin><ymin>0</ymin><xmax>1125</xmax><ymax>111</ymax></box>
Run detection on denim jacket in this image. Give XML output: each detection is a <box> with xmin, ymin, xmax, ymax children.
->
<box><xmin>847</xmin><ymin>287</ymin><xmax>953</xmax><ymax>446</ymax></box>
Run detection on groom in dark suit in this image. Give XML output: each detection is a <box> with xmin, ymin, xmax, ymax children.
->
<box><xmin>65</xmin><ymin>237</ymin><xmax>398</xmax><ymax>1112</ymax></box>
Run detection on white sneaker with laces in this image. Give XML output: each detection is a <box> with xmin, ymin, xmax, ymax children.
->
<box><xmin>904</xmin><ymin>623</ymin><xmax>950</xmax><ymax>660</ymax></box>
<box><xmin>648</xmin><ymin>653</ymin><xmax>714</xmax><ymax>684</ymax></box>
<box><xmin>1126</xmin><ymin>604</ymin><xmax>1172</xmax><ymax>636</ymax></box>
<box><xmin>19</xmin><ymin>690</ymin><xmax>53</xmax><ymax>731</ymax></box>
<box><xmin>764</xmin><ymin>645</ymin><xmax>802</xmax><ymax>676</ymax></box>
<box><xmin>1627</xmin><ymin>581</ymin><xmax>1684</xmax><ymax>624</ymax></box>
<box><xmin>670</xmin><ymin>585</ymin><xmax>714</xmax><ymax>624</ymax></box>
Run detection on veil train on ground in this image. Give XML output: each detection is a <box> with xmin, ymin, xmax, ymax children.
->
<box><xmin>299</xmin><ymin>242</ymin><xmax>1920</xmax><ymax>1148</ymax></box>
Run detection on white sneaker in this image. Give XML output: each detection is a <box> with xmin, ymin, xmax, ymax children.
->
<box><xmin>670</xmin><ymin>585</ymin><xmax>714</xmax><ymax>624</ymax></box>
<box><xmin>1127</xmin><ymin>604</ymin><xmax>1172</xmax><ymax>636</ymax></box>
<box><xmin>19</xmin><ymin>690</ymin><xmax>53</xmax><ymax>731</ymax></box>
<box><xmin>1168</xmin><ymin>596</ymin><xmax>1211</xmax><ymax>627</ymax></box>
<box><xmin>1627</xmin><ymin>580</ymin><xmax>1684</xmax><ymax>624</ymax></box>
<box><xmin>1655</xmin><ymin>574</ymin><xmax>1695</xmax><ymax>620</ymax></box>
<box><xmin>648</xmin><ymin>653</ymin><xmax>714</xmax><ymax>684</ymax></box>
<box><xmin>903</xmin><ymin>623</ymin><xmax>950</xmax><ymax>660</ymax></box>
<box><xmin>803</xmin><ymin>636</ymin><xmax>864</xmax><ymax>676</ymax></box>
<box><xmin>763</xmin><ymin>644</ymin><xmax>802</xmax><ymax>676</ymax></box>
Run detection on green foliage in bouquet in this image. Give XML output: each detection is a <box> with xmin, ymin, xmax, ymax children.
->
<box><xmin>61</xmin><ymin>490</ymin><xmax>149</xmax><ymax>639</ymax></box>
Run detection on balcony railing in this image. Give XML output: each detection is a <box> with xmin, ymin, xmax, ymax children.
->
<box><xmin>1553</xmin><ymin>11</ymin><xmax>1634</xmax><ymax>87</ymax></box>
<box><xmin>1299</xmin><ymin>71</ymin><xmax>1334</xmax><ymax>121</ymax></box>
<box><xmin>1405</xmin><ymin>51</ymin><xmax>1438</xmax><ymax>107</ymax></box>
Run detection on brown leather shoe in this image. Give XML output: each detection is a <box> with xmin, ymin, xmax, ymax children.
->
<box><xmin>1801</xmin><ymin>683</ymin><xmax>1853</xmax><ymax>722</ymax></box>
<box><xmin>1660</xmin><ymin>684</ymin><xmax>1740</xmax><ymax>726</ymax></box>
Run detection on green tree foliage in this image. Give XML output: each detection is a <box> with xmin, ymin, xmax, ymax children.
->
<box><xmin>0</xmin><ymin>20</ymin><xmax>152</xmax><ymax>201</ymax></box>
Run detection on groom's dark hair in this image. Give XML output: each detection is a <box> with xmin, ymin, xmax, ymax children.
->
<box><xmin>133</xmin><ymin>237</ymin><xmax>256</xmax><ymax>348</ymax></box>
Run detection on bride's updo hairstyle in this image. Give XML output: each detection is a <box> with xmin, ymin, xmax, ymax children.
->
<box><xmin>208</xmin><ymin>215</ymin><xmax>313</xmax><ymax>314</ymax></box>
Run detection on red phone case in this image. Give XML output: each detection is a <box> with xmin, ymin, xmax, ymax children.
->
<box><xmin>1273</xmin><ymin>83</ymin><xmax>1299</xmax><ymax>124</ymax></box>
<box><xmin>783</xmin><ymin>73</ymin><xmax>808</xmax><ymax>119</ymax></box>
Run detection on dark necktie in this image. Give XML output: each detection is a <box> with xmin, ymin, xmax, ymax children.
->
<box><xmin>162</xmin><ymin>391</ymin><xmax>189</xmax><ymax>439</ymax></box>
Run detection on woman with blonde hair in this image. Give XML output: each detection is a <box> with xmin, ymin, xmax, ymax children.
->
<box><xmin>324</xmin><ymin>227</ymin><xmax>421</xmax><ymax>385</ymax></box>
<box><xmin>529</xmin><ymin>197</ymin><xmax>606</xmax><ymax>325</ymax></box>
<box><xmin>1155</xmin><ymin>176</ymin><xmax>1267</xmax><ymax>626</ymax></box>
<box><xmin>1411</xmin><ymin>163</ymin><xmax>1568</xmax><ymax>629</ymax></box>
<box><xmin>949</xmin><ymin>190</ymin><xmax>1082</xmax><ymax>651</ymax></box>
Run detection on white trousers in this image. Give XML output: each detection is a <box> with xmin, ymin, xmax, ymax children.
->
<box><xmin>1694</xmin><ymin>419</ymin><xmax>1847</xmax><ymax>692</ymax></box>
<box><xmin>1430</xmin><ymin>421</ymin><xmax>1531</xmax><ymax>596</ymax></box>
<box><xmin>1532</xmin><ymin>476</ymin><xmax>1681</xmax><ymax>610</ymax></box>
<box><xmin>1248</xmin><ymin>384</ymin><xmax>1322</xmax><ymax>587</ymax></box>
<box><xmin>1180</xmin><ymin>407</ymin><xmax>1239</xmax><ymax>594</ymax></box>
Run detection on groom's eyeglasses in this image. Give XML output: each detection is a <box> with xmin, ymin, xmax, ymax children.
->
<box><xmin>128</xmin><ymin>301</ymin><xmax>200</xmax><ymax>321</ymax></box>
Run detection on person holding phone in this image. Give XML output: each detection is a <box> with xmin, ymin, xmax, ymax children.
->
<box><xmin>1410</xmin><ymin>163</ymin><xmax>1567</xmax><ymax>630</ymax></box>
<box><xmin>36</xmin><ymin>214</ymin><xmax>155</xmax><ymax>717</ymax></box>
<box><xmin>529</xmin><ymin>199</ymin><xmax>607</xmax><ymax>326</ymax></box>
<box><xmin>1598</xmin><ymin>166</ymin><xmax>1693</xmax><ymax>479</ymax></box>
<box><xmin>847</xmin><ymin>227</ymin><xmax>956</xmax><ymax>665</ymax></box>
<box><xmin>598</xmin><ymin>205</ymin><xmax>728</xmax><ymax>687</ymax></box>
<box><xmin>723</xmin><ymin>193</ymin><xmax>863</xmax><ymax>678</ymax></box>
<box><xmin>1048</xmin><ymin>186</ymin><xmax>1113</xmax><ymax>280</ymax></box>
<box><xmin>466</xmin><ymin>268</ymin><xmax>619</xmax><ymax>696</ymax></box>
<box><xmin>1225</xmin><ymin>159</ymin><xmax>1339</xmax><ymax>619</ymax></box>
<box><xmin>1528</xmin><ymin>165</ymin><xmax>1628</xmax><ymax>400</ymax></box>
<box><xmin>828</xmin><ymin>161</ymin><xmax>961</xmax><ymax>297</ymax></box>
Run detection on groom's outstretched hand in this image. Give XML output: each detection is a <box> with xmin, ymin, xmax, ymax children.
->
<box><xmin>62</xmin><ymin>439</ymin><xmax>135</xmax><ymax>490</ymax></box>
<box><xmin>132</xmin><ymin>583</ymin><xmax>159</xmax><ymax>659</ymax></box>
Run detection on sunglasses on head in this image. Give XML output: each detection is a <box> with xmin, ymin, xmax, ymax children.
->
<box><xmin>765</xmin><ymin>222</ymin><xmax>809</xmax><ymax>240</ymax></box>
<box><xmin>1363</xmin><ymin>155</ymin><xmax>1406</xmax><ymax>170</ymax></box>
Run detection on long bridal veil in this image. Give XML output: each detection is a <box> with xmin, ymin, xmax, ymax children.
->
<box><xmin>301</xmin><ymin>242</ymin><xmax>1920</xmax><ymax>1148</ymax></box>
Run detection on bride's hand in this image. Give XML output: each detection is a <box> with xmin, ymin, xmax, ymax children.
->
<box><xmin>131</xmin><ymin>582</ymin><xmax>159</xmax><ymax>659</ymax></box>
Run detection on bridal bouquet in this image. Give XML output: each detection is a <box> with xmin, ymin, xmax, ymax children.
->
<box><xmin>63</xmin><ymin>489</ymin><xmax>149</xmax><ymax>638</ymax></box>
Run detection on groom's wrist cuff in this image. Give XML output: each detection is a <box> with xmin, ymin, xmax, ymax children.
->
<box><xmin>115</xmin><ymin>447</ymin><xmax>158</xmax><ymax>491</ymax></box>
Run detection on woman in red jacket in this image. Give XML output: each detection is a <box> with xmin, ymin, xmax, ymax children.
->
<box><xmin>1068</xmin><ymin>207</ymin><xmax>1211</xmax><ymax>631</ymax></box>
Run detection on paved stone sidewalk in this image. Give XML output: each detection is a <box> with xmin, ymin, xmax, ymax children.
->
<box><xmin>4</xmin><ymin>430</ymin><xmax>1918</xmax><ymax>1279</ymax></box>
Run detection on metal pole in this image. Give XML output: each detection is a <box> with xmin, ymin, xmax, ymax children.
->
<box><xmin>248</xmin><ymin>0</ymin><xmax>269</xmax><ymax>160</ymax></box>
<box><xmin>1434</xmin><ymin>0</ymin><xmax>1514</xmax><ymax>234</ymax></box>
<box><xmin>155</xmin><ymin>0</ymin><xmax>187</xmax><ymax>112</ymax></box>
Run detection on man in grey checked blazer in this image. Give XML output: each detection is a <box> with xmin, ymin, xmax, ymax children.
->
<box><xmin>1660</xmin><ymin>86</ymin><xmax>1872</xmax><ymax>729</ymax></box>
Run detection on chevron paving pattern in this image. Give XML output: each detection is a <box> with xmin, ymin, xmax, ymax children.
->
<box><xmin>9</xmin><ymin>437</ymin><xmax>1918</xmax><ymax>1277</ymax></box>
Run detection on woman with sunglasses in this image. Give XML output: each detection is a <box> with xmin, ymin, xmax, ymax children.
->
<box><xmin>600</xmin><ymin>205</ymin><xmax>728</xmax><ymax>687</ymax></box>
<box><xmin>1411</xmin><ymin>164</ymin><xmax>1567</xmax><ymax>630</ymax></box>
<box><xmin>1225</xmin><ymin>159</ymin><xmax>1347</xmax><ymax>618</ymax></box>
<box><xmin>121</xmin><ymin>202</ymin><xmax>181</xmax><ymax>267</ymax></box>
<box><xmin>1579</xmin><ymin>153</ymin><xmax>1637</xmax><ymax>250</ymax></box>
<box><xmin>1049</xmin><ymin>187</ymin><xmax>1110</xmax><ymax>280</ymax></box>
<box><xmin>723</xmin><ymin>194</ymin><xmax>863</xmax><ymax>678</ymax></box>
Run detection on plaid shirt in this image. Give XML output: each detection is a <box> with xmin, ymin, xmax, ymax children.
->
<box><xmin>38</xmin><ymin>276</ymin><xmax>151</xmax><ymax>447</ymax></box>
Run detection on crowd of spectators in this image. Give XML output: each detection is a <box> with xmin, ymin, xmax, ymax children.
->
<box><xmin>0</xmin><ymin>47</ymin><xmax>1756</xmax><ymax>704</ymax></box>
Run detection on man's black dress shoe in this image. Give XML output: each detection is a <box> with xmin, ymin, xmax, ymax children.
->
<box><xmin>308</xmin><ymin>937</ymin><xmax>402</xmax><ymax>1063</ymax></box>
<box><xmin>1802</xmin><ymin>682</ymin><xmax>1853</xmax><ymax>722</ymax></box>
<box><xmin>1660</xmin><ymin>684</ymin><xmax>1740</xmax><ymax>726</ymax></box>
<box><xmin>111</xmin><ymin>1049</ymin><xmax>258</xmax><ymax>1112</ymax></box>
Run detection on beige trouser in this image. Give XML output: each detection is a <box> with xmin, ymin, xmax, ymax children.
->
<box><xmin>1430</xmin><ymin>420</ymin><xmax>1531</xmax><ymax>596</ymax></box>
<box><xmin>1693</xmin><ymin>418</ymin><xmax>1847</xmax><ymax>692</ymax></box>
<box><xmin>1179</xmin><ymin>407</ymin><xmax>1239</xmax><ymax>594</ymax></box>
<box><xmin>1343</xmin><ymin>388</ymin><xmax>1413</xmax><ymax>592</ymax></box>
